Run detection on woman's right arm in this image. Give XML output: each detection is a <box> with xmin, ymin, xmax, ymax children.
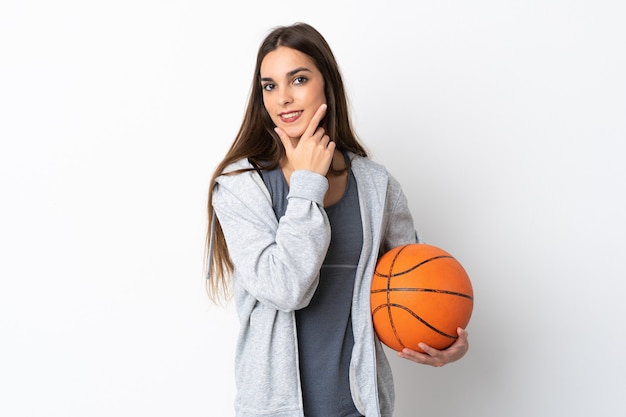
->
<box><xmin>213</xmin><ymin>170</ymin><xmax>331</xmax><ymax>312</ymax></box>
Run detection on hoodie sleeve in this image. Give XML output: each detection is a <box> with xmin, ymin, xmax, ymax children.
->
<box><xmin>380</xmin><ymin>172</ymin><xmax>421</xmax><ymax>253</ymax></box>
<box><xmin>213</xmin><ymin>169</ymin><xmax>331</xmax><ymax>312</ymax></box>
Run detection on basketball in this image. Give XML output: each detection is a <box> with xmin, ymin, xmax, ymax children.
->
<box><xmin>371</xmin><ymin>243</ymin><xmax>474</xmax><ymax>353</ymax></box>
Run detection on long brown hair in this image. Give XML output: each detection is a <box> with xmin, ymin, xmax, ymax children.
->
<box><xmin>205</xmin><ymin>22</ymin><xmax>368</xmax><ymax>302</ymax></box>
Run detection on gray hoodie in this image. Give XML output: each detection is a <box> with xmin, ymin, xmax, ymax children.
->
<box><xmin>212</xmin><ymin>154</ymin><xmax>420</xmax><ymax>417</ymax></box>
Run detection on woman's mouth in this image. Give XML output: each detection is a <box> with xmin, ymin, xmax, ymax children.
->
<box><xmin>279</xmin><ymin>111</ymin><xmax>302</xmax><ymax>123</ymax></box>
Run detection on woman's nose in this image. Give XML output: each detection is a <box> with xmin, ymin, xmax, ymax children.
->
<box><xmin>278</xmin><ymin>89</ymin><xmax>293</xmax><ymax>106</ymax></box>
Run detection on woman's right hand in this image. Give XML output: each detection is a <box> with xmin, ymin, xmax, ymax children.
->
<box><xmin>274</xmin><ymin>103</ymin><xmax>335</xmax><ymax>176</ymax></box>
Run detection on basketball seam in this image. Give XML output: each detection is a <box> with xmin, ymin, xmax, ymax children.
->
<box><xmin>374</xmin><ymin>254</ymin><xmax>455</xmax><ymax>278</ymax></box>
<box><xmin>371</xmin><ymin>287</ymin><xmax>473</xmax><ymax>300</ymax></box>
<box><xmin>388</xmin><ymin>304</ymin><xmax>458</xmax><ymax>339</ymax></box>
<box><xmin>372</xmin><ymin>303</ymin><xmax>458</xmax><ymax>339</ymax></box>
<box><xmin>385</xmin><ymin>246</ymin><xmax>406</xmax><ymax>348</ymax></box>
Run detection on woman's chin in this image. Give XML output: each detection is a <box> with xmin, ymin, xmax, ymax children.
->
<box><xmin>282</xmin><ymin>127</ymin><xmax>305</xmax><ymax>139</ymax></box>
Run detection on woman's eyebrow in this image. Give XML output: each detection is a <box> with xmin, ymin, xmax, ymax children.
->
<box><xmin>286</xmin><ymin>66</ymin><xmax>311</xmax><ymax>77</ymax></box>
<box><xmin>261</xmin><ymin>67</ymin><xmax>312</xmax><ymax>82</ymax></box>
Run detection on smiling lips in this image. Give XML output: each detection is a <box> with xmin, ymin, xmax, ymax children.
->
<box><xmin>279</xmin><ymin>111</ymin><xmax>302</xmax><ymax>123</ymax></box>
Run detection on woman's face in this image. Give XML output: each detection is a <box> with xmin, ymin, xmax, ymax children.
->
<box><xmin>260</xmin><ymin>46</ymin><xmax>326</xmax><ymax>140</ymax></box>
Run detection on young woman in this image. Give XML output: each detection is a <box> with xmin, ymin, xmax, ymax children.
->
<box><xmin>205</xmin><ymin>22</ymin><xmax>469</xmax><ymax>417</ymax></box>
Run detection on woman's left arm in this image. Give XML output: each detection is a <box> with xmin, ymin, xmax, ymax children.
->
<box><xmin>382</xmin><ymin>174</ymin><xmax>470</xmax><ymax>367</ymax></box>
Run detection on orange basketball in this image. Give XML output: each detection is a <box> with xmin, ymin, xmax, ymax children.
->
<box><xmin>371</xmin><ymin>243</ymin><xmax>474</xmax><ymax>353</ymax></box>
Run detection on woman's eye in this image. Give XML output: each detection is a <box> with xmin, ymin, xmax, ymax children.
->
<box><xmin>294</xmin><ymin>76</ymin><xmax>308</xmax><ymax>85</ymax></box>
<box><xmin>262</xmin><ymin>83</ymin><xmax>275</xmax><ymax>91</ymax></box>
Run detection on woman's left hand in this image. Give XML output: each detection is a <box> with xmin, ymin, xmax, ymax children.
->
<box><xmin>398</xmin><ymin>328</ymin><xmax>469</xmax><ymax>367</ymax></box>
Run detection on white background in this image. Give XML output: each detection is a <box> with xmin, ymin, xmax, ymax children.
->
<box><xmin>1</xmin><ymin>1</ymin><xmax>625</xmax><ymax>416</ymax></box>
